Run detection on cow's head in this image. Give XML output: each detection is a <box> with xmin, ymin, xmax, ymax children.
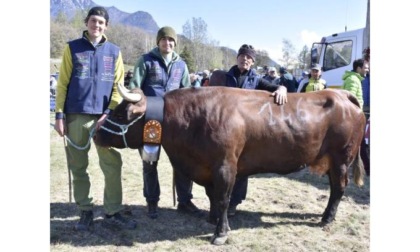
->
<box><xmin>93</xmin><ymin>83</ymin><xmax>147</xmax><ymax>149</ymax></box>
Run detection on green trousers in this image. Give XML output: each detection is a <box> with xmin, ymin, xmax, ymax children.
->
<box><xmin>64</xmin><ymin>114</ymin><xmax>123</xmax><ymax>215</ymax></box>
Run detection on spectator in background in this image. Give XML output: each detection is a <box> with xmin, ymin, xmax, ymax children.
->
<box><xmin>299</xmin><ymin>64</ymin><xmax>327</xmax><ymax>92</ymax></box>
<box><xmin>124</xmin><ymin>70</ymin><xmax>133</xmax><ymax>87</ymax></box>
<box><xmin>263</xmin><ymin>67</ymin><xmax>279</xmax><ymax>84</ymax></box>
<box><xmin>297</xmin><ymin>70</ymin><xmax>308</xmax><ymax>84</ymax></box>
<box><xmin>129</xmin><ymin>26</ymin><xmax>203</xmax><ymax>219</ymax></box>
<box><xmin>278</xmin><ymin>67</ymin><xmax>298</xmax><ymax>92</ymax></box>
<box><xmin>341</xmin><ymin>58</ymin><xmax>369</xmax><ymax>108</ymax></box>
<box><xmin>361</xmin><ymin>72</ymin><xmax>370</xmax><ymax>113</ymax></box>
<box><xmin>201</xmin><ymin>69</ymin><xmax>210</xmax><ymax>86</ymax></box>
<box><xmin>190</xmin><ymin>73</ymin><xmax>201</xmax><ymax>87</ymax></box>
<box><xmin>296</xmin><ymin>70</ymin><xmax>310</xmax><ymax>92</ymax></box>
<box><xmin>342</xmin><ymin>58</ymin><xmax>369</xmax><ymax>176</ymax></box>
<box><xmin>50</xmin><ymin>75</ymin><xmax>57</xmax><ymax>97</ymax></box>
<box><xmin>262</xmin><ymin>65</ymin><xmax>269</xmax><ymax>79</ymax></box>
<box><xmin>216</xmin><ymin>44</ymin><xmax>288</xmax><ymax>217</ymax></box>
<box><xmin>54</xmin><ymin>6</ymin><xmax>137</xmax><ymax>231</ymax></box>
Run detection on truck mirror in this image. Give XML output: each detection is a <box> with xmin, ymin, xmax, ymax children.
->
<box><xmin>310</xmin><ymin>44</ymin><xmax>320</xmax><ymax>65</ymax></box>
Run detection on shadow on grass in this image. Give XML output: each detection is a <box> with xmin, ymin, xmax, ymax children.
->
<box><xmin>250</xmin><ymin>168</ymin><xmax>370</xmax><ymax>205</ymax></box>
<box><xmin>50</xmin><ymin>202</ymin><xmax>324</xmax><ymax>247</ymax></box>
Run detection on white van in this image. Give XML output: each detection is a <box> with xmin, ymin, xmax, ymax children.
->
<box><xmin>310</xmin><ymin>28</ymin><xmax>367</xmax><ymax>88</ymax></box>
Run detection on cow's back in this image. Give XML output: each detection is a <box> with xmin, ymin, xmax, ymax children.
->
<box><xmin>161</xmin><ymin>87</ymin><xmax>365</xmax><ymax>182</ymax></box>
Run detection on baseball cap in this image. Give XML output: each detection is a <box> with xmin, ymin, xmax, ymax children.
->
<box><xmin>311</xmin><ymin>64</ymin><xmax>322</xmax><ymax>71</ymax></box>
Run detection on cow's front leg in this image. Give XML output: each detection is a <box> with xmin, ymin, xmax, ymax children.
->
<box><xmin>205</xmin><ymin>185</ymin><xmax>218</xmax><ymax>225</ymax></box>
<box><xmin>210</xmin><ymin>196</ymin><xmax>230</xmax><ymax>245</ymax></box>
<box><xmin>210</xmin><ymin>163</ymin><xmax>235</xmax><ymax>245</ymax></box>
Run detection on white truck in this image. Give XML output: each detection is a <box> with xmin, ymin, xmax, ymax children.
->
<box><xmin>310</xmin><ymin>0</ymin><xmax>370</xmax><ymax>88</ymax></box>
<box><xmin>310</xmin><ymin>27</ymin><xmax>369</xmax><ymax>88</ymax></box>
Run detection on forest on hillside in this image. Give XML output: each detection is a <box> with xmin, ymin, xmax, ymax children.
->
<box><xmin>50</xmin><ymin>12</ymin><xmax>311</xmax><ymax>74</ymax></box>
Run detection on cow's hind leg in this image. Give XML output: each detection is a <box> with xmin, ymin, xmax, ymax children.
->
<box><xmin>322</xmin><ymin>163</ymin><xmax>348</xmax><ymax>224</ymax></box>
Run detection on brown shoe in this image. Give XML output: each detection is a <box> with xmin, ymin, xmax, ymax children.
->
<box><xmin>147</xmin><ymin>201</ymin><xmax>158</xmax><ymax>219</ymax></box>
<box><xmin>177</xmin><ymin>200</ymin><xmax>205</xmax><ymax>218</ymax></box>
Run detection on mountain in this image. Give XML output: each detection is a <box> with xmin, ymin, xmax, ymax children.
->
<box><xmin>50</xmin><ymin>0</ymin><xmax>278</xmax><ymax>68</ymax></box>
<box><xmin>50</xmin><ymin>0</ymin><xmax>159</xmax><ymax>33</ymax></box>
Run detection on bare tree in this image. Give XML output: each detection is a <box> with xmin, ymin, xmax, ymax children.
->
<box><xmin>279</xmin><ymin>39</ymin><xmax>297</xmax><ymax>69</ymax></box>
<box><xmin>297</xmin><ymin>45</ymin><xmax>311</xmax><ymax>70</ymax></box>
<box><xmin>106</xmin><ymin>24</ymin><xmax>153</xmax><ymax>65</ymax></box>
<box><xmin>182</xmin><ymin>17</ymin><xmax>213</xmax><ymax>71</ymax></box>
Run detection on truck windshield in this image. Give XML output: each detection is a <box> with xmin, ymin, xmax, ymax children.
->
<box><xmin>323</xmin><ymin>40</ymin><xmax>353</xmax><ymax>71</ymax></box>
<box><xmin>311</xmin><ymin>43</ymin><xmax>322</xmax><ymax>66</ymax></box>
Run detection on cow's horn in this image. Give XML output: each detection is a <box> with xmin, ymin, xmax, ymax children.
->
<box><xmin>117</xmin><ymin>83</ymin><xmax>142</xmax><ymax>102</ymax></box>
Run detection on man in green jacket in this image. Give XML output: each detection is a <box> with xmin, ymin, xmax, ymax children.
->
<box><xmin>341</xmin><ymin>58</ymin><xmax>369</xmax><ymax>108</ymax></box>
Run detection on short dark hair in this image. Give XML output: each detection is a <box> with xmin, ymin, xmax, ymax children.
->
<box><xmin>352</xmin><ymin>58</ymin><xmax>365</xmax><ymax>71</ymax></box>
<box><xmin>84</xmin><ymin>6</ymin><xmax>109</xmax><ymax>25</ymax></box>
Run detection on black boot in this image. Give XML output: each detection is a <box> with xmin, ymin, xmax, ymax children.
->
<box><xmin>147</xmin><ymin>201</ymin><xmax>158</xmax><ymax>219</ymax></box>
<box><xmin>74</xmin><ymin>210</ymin><xmax>93</xmax><ymax>231</ymax></box>
<box><xmin>177</xmin><ymin>200</ymin><xmax>205</xmax><ymax>218</ymax></box>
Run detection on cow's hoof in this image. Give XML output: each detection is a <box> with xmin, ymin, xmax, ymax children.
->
<box><xmin>320</xmin><ymin>222</ymin><xmax>332</xmax><ymax>232</ymax></box>
<box><xmin>210</xmin><ymin>234</ymin><xmax>228</xmax><ymax>245</ymax></box>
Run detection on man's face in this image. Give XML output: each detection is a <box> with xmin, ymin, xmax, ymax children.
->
<box><xmin>311</xmin><ymin>69</ymin><xmax>321</xmax><ymax>80</ymax></box>
<box><xmin>237</xmin><ymin>54</ymin><xmax>254</xmax><ymax>72</ymax></box>
<box><xmin>86</xmin><ymin>15</ymin><xmax>107</xmax><ymax>40</ymax></box>
<box><xmin>158</xmin><ymin>37</ymin><xmax>175</xmax><ymax>54</ymax></box>
<box><xmin>358</xmin><ymin>62</ymin><xmax>369</xmax><ymax>77</ymax></box>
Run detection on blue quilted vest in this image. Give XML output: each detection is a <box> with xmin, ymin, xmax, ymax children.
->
<box><xmin>65</xmin><ymin>36</ymin><xmax>119</xmax><ymax>114</ymax></box>
<box><xmin>141</xmin><ymin>53</ymin><xmax>187</xmax><ymax>98</ymax></box>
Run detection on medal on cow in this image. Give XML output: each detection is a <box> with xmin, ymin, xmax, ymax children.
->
<box><xmin>141</xmin><ymin>119</ymin><xmax>163</xmax><ymax>163</ymax></box>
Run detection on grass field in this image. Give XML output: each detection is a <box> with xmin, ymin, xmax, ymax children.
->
<box><xmin>50</xmin><ymin>113</ymin><xmax>370</xmax><ymax>251</ymax></box>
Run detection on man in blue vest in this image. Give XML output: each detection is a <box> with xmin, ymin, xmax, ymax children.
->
<box><xmin>220</xmin><ymin>44</ymin><xmax>288</xmax><ymax>216</ymax></box>
<box><xmin>54</xmin><ymin>6</ymin><xmax>137</xmax><ymax>231</ymax></box>
<box><xmin>129</xmin><ymin>26</ymin><xmax>204</xmax><ymax>219</ymax></box>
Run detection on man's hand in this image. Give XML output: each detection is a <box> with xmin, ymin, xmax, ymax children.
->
<box><xmin>54</xmin><ymin>119</ymin><xmax>66</xmax><ymax>137</ymax></box>
<box><xmin>96</xmin><ymin>114</ymin><xmax>108</xmax><ymax>131</ymax></box>
<box><xmin>271</xmin><ymin>85</ymin><xmax>288</xmax><ymax>105</ymax></box>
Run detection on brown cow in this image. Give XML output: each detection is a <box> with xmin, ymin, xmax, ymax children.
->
<box><xmin>94</xmin><ymin>85</ymin><xmax>365</xmax><ymax>245</ymax></box>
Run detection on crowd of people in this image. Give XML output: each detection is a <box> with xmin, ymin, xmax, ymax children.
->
<box><xmin>52</xmin><ymin>6</ymin><xmax>370</xmax><ymax>232</ymax></box>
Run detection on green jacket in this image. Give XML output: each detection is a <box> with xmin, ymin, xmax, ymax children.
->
<box><xmin>341</xmin><ymin>70</ymin><xmax>364</xmax><ymax>108</ymax></box>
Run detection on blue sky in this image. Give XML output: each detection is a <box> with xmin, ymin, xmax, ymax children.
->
<box><xmin>94</xmin><ymin>0</ymin><xmax>368</xmax><ymax>63</ymax></box>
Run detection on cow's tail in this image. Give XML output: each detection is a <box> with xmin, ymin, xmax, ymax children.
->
<box><xmin>352</xmin><ymin>148</ymin><xmax>365</xmax><ymax>186</ymax></box>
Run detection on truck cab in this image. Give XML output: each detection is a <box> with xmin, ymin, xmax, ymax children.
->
<box><xmin>310</xmin><ymin>28</ymin><xmax>365</xmax><ymax>88</ymax></box>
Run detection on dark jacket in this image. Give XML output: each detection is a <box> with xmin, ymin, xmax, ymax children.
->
<box><xmin>278</xmin><ymin>71</ymin><xmax>298</xmax><ymax>92</ymax></box>
<box><xmin>225</xmin><ymin>66</ymin><xmax>279</xmax><ymax>92</ymax></box>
